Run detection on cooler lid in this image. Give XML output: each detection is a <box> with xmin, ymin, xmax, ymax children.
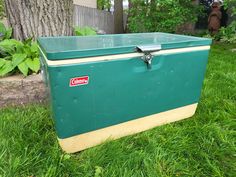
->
<box><xmin>37</xmin><ymin>32</ymin><xmax>212</xmax><ymax>60</ymax></box>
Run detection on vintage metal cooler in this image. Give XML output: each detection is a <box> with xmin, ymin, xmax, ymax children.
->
<box><xmin>38</xmin><ymin>33</ymin><xmax>212</xmax><ymax>153</ymax></box>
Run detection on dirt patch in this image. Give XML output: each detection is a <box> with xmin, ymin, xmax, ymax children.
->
<box><xmin>0</xmin><ymin>74</ymin><xmax>48</xmax><ymax>108</ymax></box>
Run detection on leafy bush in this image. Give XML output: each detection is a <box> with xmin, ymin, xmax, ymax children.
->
<box><xmin>74</xmin><ymin>26</ymin><xmax>97</xmax><ymax>36</ymax></box>
<box><xmin>217</xmin><ymin>0</ymin><xmax>236</xmax><ymax>43</ymax></box>
<box><xmin>127</xmin><ymin>0</ymin><xmax>203</xmax><ymax>33</ymax></box>
<box><xmin>0</xmin><ymin>21</ymin><xmax>40</xmax><ymax>77</ymax></box>
<box><xmin>0</xmin><ymin>38</ymin><xmax>40</xmax><ymax>77</ymax></box>
<box><xmin>218</xmin><ymin>21</ymin><xmax>236</xmax><ymax>43</ymax></box>
<box><xmin>97</xmin><ymin>0</ymin><xmax>111</xmax><ymax>11</ymax></box>
<box><xmin>0</xmin><ymin>22</ymin><xmax>12</xmax><ymax>41</ymax></box>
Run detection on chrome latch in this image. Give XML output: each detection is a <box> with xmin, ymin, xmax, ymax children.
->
<box><xmin>141</xmin><ymin>53</ymin><xmax>153</xmax><ymax>69</ymax></box>
<box><xmin>136</xmin><ymin>45</ymin><xmax>161</xmax><ymax>69</ymax></box>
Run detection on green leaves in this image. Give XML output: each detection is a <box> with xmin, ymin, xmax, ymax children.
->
<box><xmin>0</xmin><ymin>9</ymin><xmax>39</xmax><ymax>77</ymax></box>
<box><xmin>218</xmin><ymin>21</ymin><xmax>236</xmax><ymax>43</ymax></box>
<box><xmin>0</xmin><ymin>22</ymin><xmax>12</xmax><ymax>41</ymax></box>
<box><xmin>5</xmin><ymin>28</ymin><xmax>12</xmax><ymax>39</ymax></box>
<box><xmin>0</xmin><ymin>60</ymin><xmax>14</xmax><ymax>76</ymax></box>
<box><xmin>128</xmin><ymin>0</ymin><xmax>202</xmax><ymax>33</ymax></box>
<box><xmin>18</xmin><ymin>61</ymin><xmax>28</xmax><ymax>76</ymax></box>
<box><xmin>97</xmin><ymin>0</ymin><xmax>111</xmax><ymax>11</ymax></box>
<box><xmin>25</xmin><ymin>58</ymin><xmax>40</xmax><ymax>73</ymax></box>
<box><xmin>94</xmin><ymin>166</ymin><xmax>103</xmax><ymax>177</ymax></box>
<box><xmin>12</xmin><ymin>53</ymin><xmax>27</xmax><ymax>67</ymax></box>
<box><xmin>0</xmin><ymin>58</ymin><xmax>5</xmax><ymax>68</ymax></box>
<box><xmin>30</xmin><ymin>42</ymin><xmax>38</xmax><ymax>53</ymax></box>
<box><xmin>74</xmin><ymin>26</ymin><xmax>97</xmax><ymax>36</ymax></box>
<box><xmin>0</xmin><ymin>53</ymin><xmax>39</xmax><ymax>77</ymax></box>
<box><xmin>0</xmin><ymin>39</ymin><xmax>40</xmax><ymax>77</ymax></box>
<box><xmin>0</xmin><ymin>39</ymin><xmax>24</xmax><ymax>55</ymax></box>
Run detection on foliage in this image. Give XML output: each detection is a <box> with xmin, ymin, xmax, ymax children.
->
<box><xmin>223</xmin><ymin>0</ymin><xmax>236</xmax><ymax>10</ymax></box>
<box><xmin>74</xmin><ymin>26</ymin><xmax>97</xmax><ymax>36</ymax></box>
<box><xmin>97</xmin><ymin>0</ymin><xmax>112</xmax><ymax>11</ymax></box>
<box><xmin>218</xmin><ymin>21</ymin><xmax>236</xmax><ymax>43</ymax></box>
<box><xmin>127</xmin><ymin>0</ymin><xmax>204</xmax><ymax>33</ymax></box>
<box><xmin>0</xmin><ymin>38</ymin><xmax>40</xmax><ymax>77</ymax></box>
<box><xmin>0</xmin><ymin>22</ymin><xmax>12</xmax><ymax>41</ymax></box>
<box><xmin>0</xmin><ymin>44</ymin><xmax>236</xmax><ymax>176</ymax></box>
<box><xmin>217</xmin><ymin>0</ymin><xmax>236</xmax><ymax>43</ymax></box>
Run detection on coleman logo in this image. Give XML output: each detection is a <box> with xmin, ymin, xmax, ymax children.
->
<box><xmin>69</xmin><ymin>76</ymin><xmax>89</xmax><ymax>87</ymax></box>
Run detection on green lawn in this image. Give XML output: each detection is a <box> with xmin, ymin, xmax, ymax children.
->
<box><xmin>0</xmin><ymin>43</ymin><xmax>236</xmax><ymax>177</ymax></box>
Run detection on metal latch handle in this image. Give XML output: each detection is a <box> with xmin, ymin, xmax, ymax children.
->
<box><xmin>136</xmin><ymin>45</ymin><xmax>162</xmax><ymax>69</ymax></box>
<box><xmin>136</xmin><ymin>45</ymin><xmax>162</xmax><ymax>53</ymax></box>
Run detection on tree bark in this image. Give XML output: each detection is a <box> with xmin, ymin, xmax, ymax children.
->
<box><xmin>4</xmin><ymin>0</ymin><xmax>73</xmax><ymax>40</ymax></box>
<box><xmin>114</xmin><ymin>0</ymin><xmax>124</xmax><ymax>34</ymax></box>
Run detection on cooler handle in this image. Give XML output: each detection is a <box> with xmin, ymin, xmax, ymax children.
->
<box><xmin>136</xmin><ymin>45</ymin><xmax>162</xmax><ymax>53</ymax></box>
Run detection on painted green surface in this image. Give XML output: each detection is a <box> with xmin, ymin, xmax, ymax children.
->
<box><xmin>44</xmin><ymin>50</ymin><xmax>210</xmax><ymax>139</ymax></box>
<box><xmin>37</xmin><ymin>33</ymin><xmax>212</xmax><ymax>60</ymax></box>
<box><xmin>38</xmin><ymin>33</ymin><xmax>212</xmax><ymax>139</ymax></box>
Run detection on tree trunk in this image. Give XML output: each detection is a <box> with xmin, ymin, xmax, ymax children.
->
<box><xmin>4</xmin><ymin>0</ymin><xmax>73</xmax><ymax>40</ymax></box>
<box><xmin>114</xmin><ymin>0</ymin><xmax>124</xmax><ymax>34</ymax></box>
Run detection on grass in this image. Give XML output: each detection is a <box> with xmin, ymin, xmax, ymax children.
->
<box><xmin>0</xmin><ymin>43</ymin><xmax>236</xmax><ymax>177</ymax></box>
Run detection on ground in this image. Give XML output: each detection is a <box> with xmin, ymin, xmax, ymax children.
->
<box><xmin>0</xmin><ymin>43</ymin><xmax>236</xmax><ymax>177</ymax></box>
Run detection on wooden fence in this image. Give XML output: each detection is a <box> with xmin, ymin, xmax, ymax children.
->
<box><xmin>74</xmin><ymin>5</ymin><xmax>114</xmax><ymax>34</ymax></box>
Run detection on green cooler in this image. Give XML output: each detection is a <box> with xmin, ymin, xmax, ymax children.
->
<box><xmin>38</xmin><ymin>33</ymin><xmax>212</xmax><ymax>153</ymax></box>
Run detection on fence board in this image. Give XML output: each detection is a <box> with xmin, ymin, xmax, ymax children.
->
<box><xmin>74</xmin><ymin>5</ymin><xmax>114</xmax><ymax>34</ymax></box>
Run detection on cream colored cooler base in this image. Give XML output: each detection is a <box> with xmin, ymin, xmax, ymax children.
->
<box><xmin>58</xmin><ymin>103</ymin><xmax>198</xmax><ymax>153</ymax></box>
